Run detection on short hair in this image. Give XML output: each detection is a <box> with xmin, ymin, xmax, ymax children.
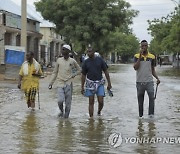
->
<box><xmin>27</xmin><ymin>51</ymin><xmax>34</xmax><ymax>56</ymax></box>
<box><xmin>141</xmin><ymin>40</ymin><xmax>148</xmax><ymax>43</ymax></box>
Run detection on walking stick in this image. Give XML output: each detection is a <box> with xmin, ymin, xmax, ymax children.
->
<box><xmin>154</xmin><ymin>83</ymin><xmax>159</xmax><ymax>100</ymax></box>
<box><xmin>38</xmin><ymin>89</ymin><xmax>40</xmax><ymax>109</ymax></box>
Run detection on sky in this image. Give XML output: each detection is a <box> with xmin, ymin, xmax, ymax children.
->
<box><xmin>126</xmin><ymin>0</ymin><xmax>176</xmax><ymax>42</ymax></box>
<box><xmin>12</xmin><ymin>0</ymin><xmax>176</xmax><ymax>43</ymax></box>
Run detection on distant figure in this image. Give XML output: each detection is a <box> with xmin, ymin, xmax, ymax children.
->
<box><xmin>133</xmin><ymin>40</ymin><xmax>160</xmax><ymax>119</ymax></box>
<box><xmin>80</xmin><ymin>53</ymin><xmax>85</xmax><ymax>63</ymax></box>
<box><xmin>40</xmin><ymin>58</ymin><xmax>45</xmax><ymax>73</ymax></box>
<box><xmin>18</xmin><ymin>52</ymin><xmax>43</xmax><ymax>111</ymax></box>
<box><xmin>159</xmin><ymin>57</ymin><xmax>162</xmax><ymax>67</ymax></box>
<box><xmin>81</xmin><ymin>46</ymin><xmax>112</xmax><ymax>117</ymax></box>
<box><xmin>94</xmin><ymin>52</ymin><xmax>100</xmax><ymax>57</ymax></box>
<box><xmin>48</xmin><ymin>44</ymin><xmax>81</xmax><ymax>118</ymax></box>
<box><xmin>157</xmin><ymin>55</ymin><xmax>162</xmax><ymax>67</ymax></box>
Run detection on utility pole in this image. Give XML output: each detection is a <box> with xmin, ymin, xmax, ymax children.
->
<box><xmin>21</xmin><ymin>0</ymin><xmax>27</xmax><ymax>55</ymax></box>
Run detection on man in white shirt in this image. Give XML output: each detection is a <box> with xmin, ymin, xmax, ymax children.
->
<box><xmin>49</xmin><ymin>44</ymin><xmax>81</xmax><ymax>118</ymax></box>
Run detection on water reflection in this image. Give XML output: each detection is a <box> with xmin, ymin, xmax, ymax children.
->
<box><xmin>55</xmin><ymin>119</ymin><xmax>75</xmax><ymax>153</ymax></box>
<box><xmin>80</xmin><ymin>118</ymin><xmax>106</xmax><ymax>153</ymax></box>
<box><xmin>135</xmin><ymin>119</ymin><xmax>157</xmax><ymax>154</ymax></box>
<box><xmin>0</xmin><ymin>64</ymin><xmax>179</xmax><ymax>153</ymax></box>
<box><xmin>19</xmin><ymin>112</ymin><xmax>39</xmax><ymax>154</ymax></box>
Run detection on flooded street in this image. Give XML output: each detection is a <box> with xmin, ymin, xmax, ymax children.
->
<box><xmin>0</xmin><ymin>64</ymin><xmax>179</xmax><ymax>154</ymax></box>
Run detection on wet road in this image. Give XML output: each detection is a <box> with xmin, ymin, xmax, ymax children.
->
<box><xmin>0</xmin><ymin>64</ymin><xmax>179</xmax><ymax>154</ymax></box>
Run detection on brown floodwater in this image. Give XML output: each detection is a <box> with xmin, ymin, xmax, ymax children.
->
<box><xmin>0</xmin><ymin>64</ymin><xmax>179</xmax><ymax>153</ymax></box>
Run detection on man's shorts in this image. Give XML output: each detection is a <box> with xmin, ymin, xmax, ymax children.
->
<box><xmin>85</xmin><ymin>85</ymin><xmax>105</xmax><ymax>97</ymax></box>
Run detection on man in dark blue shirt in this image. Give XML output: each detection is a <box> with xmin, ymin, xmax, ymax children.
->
<box><xmin>81</xmin><ymin>46</ymin><xmax>112</xmax><ymax>117</ymax></box>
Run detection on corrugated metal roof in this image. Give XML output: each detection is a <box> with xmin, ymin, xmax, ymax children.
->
<box><xmin>0</xmin><ymin>0</ymin><xmax>56</xmax><ymax>27</ymax></box>
<box><xmin>0</xmin><ymin>0</ymin><xmax>39</xmax><ymax>21</ymax></box>
<box><xmin>40</xmin><ymin>19</ymin><xmax>55</xmax><ymax>28</ymax></box>
<box><xmin>27</xmin><ymin>5</ymin><xmax>55</xmax><ymax>28</ymax></box>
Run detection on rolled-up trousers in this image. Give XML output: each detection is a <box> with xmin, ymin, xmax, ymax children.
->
<box><xmin>57</xmin><ymin>83</ymin><xmax>73</xmax><ymax>118</ymax></box>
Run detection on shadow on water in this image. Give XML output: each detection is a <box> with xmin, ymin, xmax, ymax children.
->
<box><xmin>54</xmin><ymin>119</ymin><xmax>75</xmax><ymax>153</ymax></box>
<box><xmin>79</xmin><ymin>118</ymin><xmax>107</xmax><ymax>153</ymax></box>
<box><xmin>135</xmin><ymin>119</ymin><xmax>157</xmax><ymax>154</ymax></box>
<box><xmin>19</xmin><ymin>112</ymin><xmax>40</xmax><ymax>154</ymax></box>
<box><xmin>0</xmin><ymin>64</ymin><xmax>180</xmax><ymax>153</ymax></box>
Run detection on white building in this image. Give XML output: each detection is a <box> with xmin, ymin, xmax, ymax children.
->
<box><xmin>0</xmin><ymin>0</ymin><xmax>43</xmax><ymax>64</ymax></box>
<box><xmin>0</xmin><ymin>0</ymin><xmax>64</xmax><ymax>79</ymax></box>
<box><xmin>27</xmin><ymin>5</ymin><xmax>64</xmax><ymax>66</ymax></box>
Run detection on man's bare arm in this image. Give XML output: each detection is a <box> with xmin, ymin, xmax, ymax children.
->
<box><xmin>104</xmin><ymin>70</ymin><xmax>112</xmax><ymax>90</ymax></box>
<box><xmin>81</xmin><ymin>74</ymin><xmax>86</xmax><ymax>94</ymax></box>
<box><xmin>152</xmin><ymin>67</ymin><xmax>160</xmax><ymax>84</ymax></box>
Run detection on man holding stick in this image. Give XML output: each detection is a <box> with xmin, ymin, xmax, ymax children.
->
<box><xmin>134</xmin><ymin>40</ymin><xmax>160</xmax><ymax>119</ymax></box>
<box><xmin>18</xmin><ymin>52</ymin><xmax>43</xmax><ymax>111</ymax></box>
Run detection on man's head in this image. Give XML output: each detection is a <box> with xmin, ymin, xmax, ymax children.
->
<box><xmin>26</xmin><ymin>52</ymin><xmax>34</xmax><ymax>63</ymax></box>
<box><xmin>87</xmin><ymin>46</ymin><xmax>95</xmax><ymax>58</ymax></box>
<box><xmin>140</xmin><ymin>40</ymin><xmax>148</xmax><ymax>52</ymax></box>
<box><xmin>62</xmin><ymin>44</ymin><xmax>71</xmax><ymax>59</ymax></box>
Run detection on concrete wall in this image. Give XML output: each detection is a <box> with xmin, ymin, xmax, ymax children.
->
<box><xmin>40</xmin><ymin>27</ymin><xmax>64</xmax><ymax>66</ymax></box>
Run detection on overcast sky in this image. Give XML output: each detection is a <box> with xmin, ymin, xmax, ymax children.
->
<box><xmin>126</xmin><ymin>0</ymin><xmax>176</xmax><ymax>42</ymax></box>
<box><xmin>12</xmin><ymin>0</ymin><xmax>176</xmax><ymax>42</ymax></box>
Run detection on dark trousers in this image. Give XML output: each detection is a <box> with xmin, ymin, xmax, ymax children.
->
<box><xmin>136</xmin><ymin>82</ymin><xmax>155</xmax><ymax>117</ymax></box>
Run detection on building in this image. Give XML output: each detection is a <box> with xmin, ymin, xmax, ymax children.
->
<box><xmin>27</xmin><ymin>5</ymin><xmax>64</xmax><ymax>66</ymax></box>
<box><xmin>40</xmin><ymin>21</ymin><xmax>64</xmax><ymax>66</ymax></box>
<box><xmin>0</xmin><ymin>0</ymin><xmax>64</xmax><ymax>79</ymax></box>
<box><xmin>0</xmin><ymin>0</ymin><xmax>43</xmax><ymax>64</ymax></box>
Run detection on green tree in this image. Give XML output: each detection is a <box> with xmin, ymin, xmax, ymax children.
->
<box><xmin>35</xmin><ymin>0</ymin><xmax>138</xmax><ymax>53</ymax></box>
<box><xmin>148</xmin><ymin>5</ymin><xmax>180</xmax><ymax>68</ymax></box>
<box><xmin>148</xmin><ymin>6</ymin><xmax>180</xmax><ymax>54</ymax></box>
<box><xmin>107</xmin><ymin>29</ymin><xmax>139</xmax><ymax>62</ymax></box>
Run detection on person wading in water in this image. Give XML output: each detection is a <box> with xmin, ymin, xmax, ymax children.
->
<box><xmin>81</xmin><ymin>45</ymin><xmax>112</xmax><ymax>117</ymax></box>
<box><xmin>18</xmin><ymin>52</ymin><xmax>43</xmax><ymax>111</ymax></box>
